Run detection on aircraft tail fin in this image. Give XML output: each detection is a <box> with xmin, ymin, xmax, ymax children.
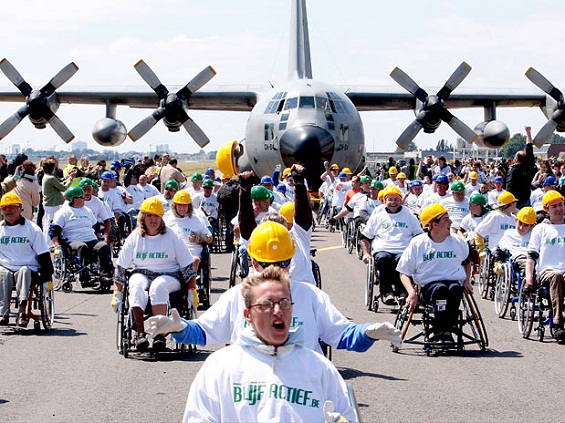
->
<box><xmin>288</xmin><ymin>0</ymin><xmax>313</xmax><ymax>80</ymax></box>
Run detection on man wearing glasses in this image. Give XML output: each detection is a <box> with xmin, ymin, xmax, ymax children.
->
<box><xmin>182</xmin><ymin>266</ymin><xmax>358</xmax><ymax>422</ymax></box>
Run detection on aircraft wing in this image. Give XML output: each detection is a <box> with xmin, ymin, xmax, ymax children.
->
<box><xmin>0</xmin><ymin>87</ymin><xmax>260</xmax><ymax>111</ymax></box>
<box><xmin>343</xmin><ymin>88</ymin><xmax>546</xmax><ymax>111</ymax></box>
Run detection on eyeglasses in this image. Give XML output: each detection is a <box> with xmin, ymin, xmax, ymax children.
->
<box><xmin>256</xmin><ymin>258</ymin><xmax>292</xmax><ymax>269</ymax></box>
<box><xmin>249</xmin><ymin>298</ymin><xmax>293</xmax><ymax>312</ymax></box>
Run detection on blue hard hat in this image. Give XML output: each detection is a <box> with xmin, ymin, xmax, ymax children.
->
<box><xmin>544</xmin><ymin>176</ymin><xmax>557</xmax><ymax>186</ymax></box>
<box><xmin>436</xmin><ymin>174</ymin><xmax>449</xmax><ymax>184</ymax></box>
<box><xmin>111</xmin><ymin>160</ymin><xmax>122</xmax><ymax>169</ymax></box>
<box><xmin>493</xmin><ymin>176</ymin><xmax>503</xmax><ymax>183</ymax></box>
<box><xmin>339</xmin><ymin>172</ymin><xmax>348</xmax><ymax>178</ymax></box>
<box><xmin>261</xmin><ymin>176</ymin><xmax>274</xmax><ymax>185</ymax></box>
<box><xmin>410</xmin><ymin>180</ymin><xmax>423</xmax><ymax>187</ymax></box>
<box><xmin>205</xmin><ymin>168</ymin><xmax>215</xmax><ymax>175</ymax></box>
<box><xmin>101</xmin><ymin>171</ymin><xmax>117</xmax><ymax>180</ymax></box>
<box><xmin>276</xmin><ymin>183</ymin><xmax>287</xmax><ymax>193</ymax></box>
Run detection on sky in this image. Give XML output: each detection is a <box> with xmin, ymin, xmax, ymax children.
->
<box><xmin>0</xmin><ymin>0</ymin><xmax>564</xmax><ymax>156</ymax></box>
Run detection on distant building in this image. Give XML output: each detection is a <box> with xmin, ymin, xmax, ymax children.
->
<box><xmin>72</xmin><ymin>141</ymin><xmax>88</xmax><ymax>152</ymax></box>
<box><xmin>156</xmin><ymin>144</ymin><xmax>170</xmax><ymax>153</ymax></box>
<box><xmin>11</xmin><ymin>144</ymin><xmax>21</xmax><ymax>155</ymax></box>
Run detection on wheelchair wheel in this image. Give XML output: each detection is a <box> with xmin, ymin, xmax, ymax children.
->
<box><xmin>177</xmin><ymin>304</ymin><xmax>197</xmax><ymax>355</ymax></box>
<box><xmin>393</xmin><ymin>305</ymin><xmax>415</xmax><ymax>352</ymax></box>
<box><xmin>52</xmin><ymin>251</ymin><xmax>67</xmax><ymax>292</ymax></box>
<box><xmin>478</xmin><ymin>253</ymin><xmax>491</xmax><ymax>299</ymax></box>
<box><xmin>355</xmin><ymin>224</ymin><xmax>365</xmax><ymax>260</ymax></box>
<box><xmin>198</xmin><ymin>266</ymin><xmax>211</xmax><ymax>309</ymax></box>
<box><xmin>463</xmin><ymin>291</ymin><xmax>488</xmax><ymax>351</ymax></box>
<box><xmin>347</xmin><ymin>220</ymin><xmax>356</xmax><ymax>254</ymax></box>
<box><xmin>40</xmin><ymin>282</ymin><xmax>55</xmax><ymax>330</ymax></box>
<box><xmin>518</xmin><ymin>282</ymin><xmax>535</xmax><ymax>338</ymax></box>
<box><xmin>228</xmin><ymin>246</ymin><xmax>239</xmax><ymax>288</ymax></box>
<box><xmin>365</xmin><ymin>258</ymin><xmax>377</xmax><ymax>311</ymax></box>
<box><xmin>494</xmin><ymin>262</ymin><xmax>512</xmax><ymax>318</ymax></box>
<box><xmin>311</xmin><ymin>260</ymin><xmax>322</xmax><ymax>290</ymax></box>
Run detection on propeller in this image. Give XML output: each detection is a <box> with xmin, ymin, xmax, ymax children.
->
<box><xmin>128</xmin><ymin>60</ymin><xmax>216</xmax><ymax>147</ymax></box>
<box><xmin>0</xmin><ymin>59</ymin><xmax>78</xmax><ymax>143</ymax></box>
<box><xmin>390</xmin><ymin>62</ymin><xmax>477</xmax><ymax>149</ymax></box>
<box><xmin>525</xmin><ymin>67</ymin><xmax>565</xmax><ymax>147</ymax></box>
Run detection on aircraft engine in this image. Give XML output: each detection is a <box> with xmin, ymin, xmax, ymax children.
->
<box><xmin>0</xmin><ymin>59</ymin><xmax>78</xmax><ymax>143</ymax></box>
<box><xmin>92</xmin><ymin>117</ymin><xmax>127</xmax><ymax>147</ymax></box>
<box><xmin>473</xmin><ymin>120</ymin><xmax>510</xmax><ymax>149</ymax></box>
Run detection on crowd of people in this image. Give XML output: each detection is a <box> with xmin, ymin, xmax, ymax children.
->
<box><xmin>1</xmin><ymin>122</ymin><xmax>565</xmax><ymax>420</ymax></box>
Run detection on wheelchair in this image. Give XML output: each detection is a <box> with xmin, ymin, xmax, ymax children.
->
<box><xmin>196</xmin><ymin>244</ymin><xmax>212</xmax><ymax>309</ymax></box>
<box><xmin>111</xmin><ymin>212</ymin><xmax>132</xmax><ymax>258</ymax></box>
<box><xmin>51</xmin><ymin>241</ymin><xmax>112</xmax><ymax>293</ymax></box>
<box><xmin>494</xmin><ymin>259</ymin><xmax>522</xmax><ymax>319</ymax></box>
<box><xmin>365</xmin><ymin>255</ymin><xmax>404</xmax><ymax>312</ymax></box>
<box><xmin>7</xmin><ymin>276</ymin><xmax>54</xmax><ymax>332</ymax></box>
<box><xmin>315</xmin><ymin>195</ymin><xmax>331</xmax><ymax>227</ymax></box>
<box><xmin>344</xmin><ymin>217</ymin><xmax>357</xmax><ymax>254</ymax></box>
<box><xmin>394</xmin><ymin>287</ymin><xmax>488</xmax><ymax>355</ymax></box>
<box><xmin>517</xmin><ymin>279</ymin><xmax>555</xmax><ymax>341</ymax></box>
<box><xmin>355</xmin><ymin>223</ymin><xmax>365</xmax><ymax>260</ymax></box>
<box><xmin>210</xmin><ymin>214</ymin><xmax>228</xmax><ymax>253</ymax></box>
<box><xmin>478</xmin><ymin>249</ymin><xmax>495</xmax><ymax>300</ymax></box>
<box><xmin>116</xmin><ymin>272</ymin><xmax>197</xmax><ymax>358</ymax></box>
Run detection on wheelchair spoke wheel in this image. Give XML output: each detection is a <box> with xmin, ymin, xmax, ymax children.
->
<box><xmin>494</xmin><ymin>263</ymin><xmax>512</xmax><ymax>318</ymax></box>
<box><xmin>347</xmin><ymin>221</ymin><xmax>355</xmax><ymax>254</ymax></box>
<box><xmin>478</xmin><ymin>254</ymin><xmax>490</xmax><ymax>299</ymax></box>
<box><xmin>311</xmin><ymin>260</ymin><xmax>322</xmax><ymax>290</ymax></box>
<box><xmin>365</xmin><ymin>259</ymin><xmax>375</xmax><ymax>310</ymax></box>
<box><xmin>464</xmin><ymin>291</ymin><xmax>488</xmax><ymax>350</ymax></box>
<box><xmin>52</xmin><ymin>252</ymin><xmax>66</xmax><ymax>292</ymax></box>
<box><xmin>518</xmin><ymin>283</ymin><xmax>535</xmax><ymax>338</ymax></box>
<box><xmin>355</xmin><ymin>226</ymin><xmax>364</xmax><ymax>260</ymax></box>
<box><xmin>228</xmin><ymin>247</ymin><xmax>239</xmax><ymax>288</ymax></box>
<box><xmin>41</xmin><ymin>282</ymin><xmax>55</xmax><ymax>330</ymax></box>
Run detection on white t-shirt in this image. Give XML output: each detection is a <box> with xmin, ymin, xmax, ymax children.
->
<box><xmin>140</xmin><ymin>183</ymin><xmax>160</xmax><ymax>198</ymax></box>
<box><xmin>0</xmin><ymin>219</ymin><xmax>48</xmax><ymax>272</ymax></box>
<box><xmin>99</xmin><ymin>187</ymin><xmax>127</xmax><ymax>214</ymax></box>
<box><xmin>459</xmin><ymin>213</ymin><xmax>484</xmax><ymax>242</ymax></box>
<box><xmin>440</xmin><ymin>196</ymin><xmax>470</xmax><ymax>230</ymax></box>
<box><xmin>361</xmin><ymin>206</ymin><xmax>423</xmax><ymax>254</ymax></box>
<box><xmin>498</xmin><ymin>228</ymin><xmax>531</xmax><ymax>257</ymax></box>
<box><xmin>475</xmin><ymin>211</ymin><xmax>516</xmax><ymax>250</ymax></box>
<box><xmin>52</xmin><ymin>203</ymin><xmax>98</xmax><ymax>242</ymax></box>
<box><xmin>126</xmin><ymin>184</ymin><xmax>146</xmax><ymax>211</ymax></box>
<box><xmin>290</xmin><ymin>223</ymin><xmax>315</xmax><ymax>285</ymax></box>
<box><xmin>85</xmin><ymin>196</ymin><xmax>113</xmax><ymax>223</ymax></box>
<box><xmin>163</xmin><ymin>212</ymin><xmax>212</xmax><ymax>258</ymax></box>
<box><xmin>183</xmin><ymin>338</ymin><xmax>356</xmax><ymax>423</ymax></box>
<box><xmin>192</xmin><ymin>192</ymin><xmax>219</xmax><ymax>219</ymax></box>
<box><xmin>331</xmin><ymin>181</ymin><xmax>350</xmax><ymax>208</ymax></box>
<box><xmin>530</xmin><ymin>188</ymin><xmax>545</xmax><ymax>212</ymax></box>
<box><xmin>487</xmin><ymin>189</ymin><xmax>507</xmax><ymax>207</ymax></box>
<box><xmin>396</xmin><ymin>233</ymin><xmax>469</xmax><ymax>287</ymax></box>
<box><xmin>527</xmin><ymin>222</ymin><xmax>565</xmax><ymax>273</ymax></box>
<box><xmin>117</xmin><ymin>229</ymin><xmax>194</xmax><ymax>272</ymax></box>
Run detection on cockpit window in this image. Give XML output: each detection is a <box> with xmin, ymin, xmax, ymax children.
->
<box><xmin>264</xmin><ymin>92</ymin><xmax>287</xmax><ymax>114</ymax></box>
<box><xmin>315</xmin><ymin>97</ymin><xmax>328</xmax><ymax>110</ymax></box>
<box><xmin>284</xmin><ymin>97</ymin><xmax>298</xmax><ymax>110</ymax></box>
<box><xmin>299</xmin><ymin>96</ymin><xmax>315</xmax><ymax>108</ymax></box>
<box><xmin>326</xmin><ymin>92</ymin><xmax>349</xmax><ymax>115</ymax></box>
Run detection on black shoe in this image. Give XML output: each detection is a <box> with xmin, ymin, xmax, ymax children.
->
<box><xmin>440</xmin><ymin>331</ymin><xmax>455</xmax><ymax>345</ymax></box>
<box><xmin>152</xmin><ymin>335</ymin><xmax>167</xmax><ymax>352</ymax></box>
<box><xmin>553</xmin><ymin>328</ymin><xmax>565</xmax><ymax>342</ymax></box>
<box><xmin>382</xmin><ymin>293</ymin><xmax>395</xmax><ymax>305</ymax></box>
<box><xmin>0</xmin><ymin>316</ymin><xmax>9</xmax><ymax>326</ymax></box>
<box><xmin>136</xmin><ymin>335</ymin><xmax>149</xmax><ymax>352</ymax></box>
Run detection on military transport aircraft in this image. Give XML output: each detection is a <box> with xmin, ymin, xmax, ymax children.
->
<box><xmin>0</xmin><ymin>0</ymin><xmax>564</xmax><ymax>189</ymax></box>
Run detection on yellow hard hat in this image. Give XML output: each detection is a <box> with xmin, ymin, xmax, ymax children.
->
<box><xmin>248</xmin><ymin>221</ymin><xmax>296</xmax><ymax>263</ymax></box>
<box><xmin>342</xmin><ymin>167</ymin><xmax>352</xmax><ymax>175</ymax></box>
<box><xmin>497</xmin><ymin>191</ymin><xmax>517</xmax><ymax>207</ymax></box>
<box><xmin>542</xmin><ymin>190</ymin><xmax>565</xmax><ymax>210</ymax></box>
<box><xmin>216</xmin><ymin>140</ymin><xmax>239</xmax><ymax>179</ymax></box>
<box><xmin>397</xmin><ymin>172</ymin><xmax>406</xmax><ymax>179</ymax></box>
<box><xmin>330</xmin><ymin>163</ymin><xmax>339</xmax><ymax>170</ymax></box>
<box><xmin>420</xmin><ymin>204</ymin><xmax>448</xmax><ymax>227</ymax></box>
<box><xmin>0</xmin><ymin>192</ymin><xmax>23</xmax><ymax>207</ymax></box>
<box><xmin>140</xmin><ymin>197</ymin><xmax>165</xmax><ymax>216</ymax></box>
<box><xmin>279</xmin><ymin>201</ymin><xmax>295</xmax><ymax>224</ymax></box>
<box><xmin>377</xmin><ymin>188</ymin><xmax>386</xmax><ymax>203</ymax></box>
<box><xmin>383</xmin><ymin>185</ymin><xmax>402</xmax><ymax>199</ymax></box>
<box><xmin>469</xmin><ymin>171</ymin><xmax>478</xmax><ymax>179</ymax></box>
<box><xmin>282</xmin><ymin>168</ymin><xmax>291</xmax><ymax>178</ymax></box>
<box><xmin>516</xmin><ymin>207</ymin><xmax>536</xmax><ymax>225</ymax></box>
<box><xmin>388</xmin><ymin>166</ymin><xmax>398</xmax><ymax>175</ymax></box>
<box><xmin>173</xmin><ymin>190</ymin><xmax>192</xmax><ymax>205</ymax></box>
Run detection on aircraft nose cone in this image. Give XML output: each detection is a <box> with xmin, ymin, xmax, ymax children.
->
<box><xmin>279</xmin><ymin>125</ymin><xmax>335</xmax><ymax>169</ymax></box>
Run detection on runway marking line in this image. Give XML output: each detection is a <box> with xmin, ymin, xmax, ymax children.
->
<box><xmin>316</xmin><ymin>245</ymin><xmax>343</xmax><ymax>252</ymax></box>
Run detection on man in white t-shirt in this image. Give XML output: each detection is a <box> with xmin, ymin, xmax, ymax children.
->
<box><xmin>0</xmin><ymin>193</ymin><xmax>53</xmax><ymax>327</ymax></box>
<box><xmin>138</xmin><ymin>174</ymin><xmax>160</xmax><ymax>198</ymax></box>
<box><xmin>524</xmin><ymin>191</ymin><xmax>565</xmax><ymax>342</ymax></box>
<box><xmin>440</xmin><ymin>181</ymin><xmax>469</xmax><ymax>233</ymax></box>
<box><xmin>397</xmin><ymin>204</ymin><xmax>473</xmax><ymax>344</ymax></box>
<box><xmin>361</xmin><ymin>185</ymin><xmax>423</xmax><ymax>304</ymax></box>
<box><xmin>49</xmin><ymin>186</ymin><xmax>114</xmax><ymax>288</ymax></box>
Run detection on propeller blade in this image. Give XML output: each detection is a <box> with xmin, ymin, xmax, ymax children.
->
<box><xmin>181</xmin><ymin>115</ymin><xmax>210</xmax><ymax>148</ymax></box>
<box><xmin>0</xmin><ymin>58</ymin><xmax>32</xmax><ymax>96</ymax></box>
<box><xmin>525</xmin><ymin>67</ymin><xmax>564</xmax><ymax>102</ymax></box>
<box><xmin>390</xmin><ymin>67</ymin><xmax>428</xmax><ymax>103</ymax></box>
<box><xmin>0</xmin><ymin>105</ymin><xmax>29</xmax><ymax>139</ymax></box>
<box><xmin>41</xmin><ymin>62</ymin><xmax>79</xmax><ymax>96</ymax></box>
<box><xmin>133</xmin><ymin>60</ymin><xmax>169</xmax><ymax>99</ymax></box>
<box><xmin>177</xmin><ymin>66</ymin><xmax>217</xmax><ymax>100</ymax></box>
<box><xmin>437</xmin><ymin>62</ymin><xmax>472</xmax><ymax>100</ymax></box>
<box><xmin>48</xmin><ymin>114</ymin><xmax>75</xmax><ymax>143</ymax></box>
<box><xmin>396</xmin><ymin>119</ymin><xmax>423</xmax><ymax>150</ymax></box>
<box><xmin>533</xmin><ymin>119</ymin><xmax>558</xmax><ymax>148</ymax></box>
<box><xmin>128</xmin><ymin>109</ymin><xmax>166</xmax><ymax>141</ymax></box>
<box><xmin>441</xmin><ymin>109</ymin><xmax>477</xmax><ymax>143</ymax></box>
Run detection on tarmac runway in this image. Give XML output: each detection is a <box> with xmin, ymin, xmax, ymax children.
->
<box><xmin>1</xmin><ymin>227</ymin><xmax>564</xmax><ymax>422</ymax></box>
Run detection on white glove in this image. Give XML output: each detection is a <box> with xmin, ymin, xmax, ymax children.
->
<box><xmin>365</xmin><ymin>322</ymin><xmax>402</xmax><ymax>348</ymax></box>
<box><xmin>145</xmin><ymin>308</ymin><xmax>187</xmax><ymax>336</ymax></box>
<box><xmin>323</xmin><ymin>401</ymin><xmax>349</xmax><ymax>423</ymax></box>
